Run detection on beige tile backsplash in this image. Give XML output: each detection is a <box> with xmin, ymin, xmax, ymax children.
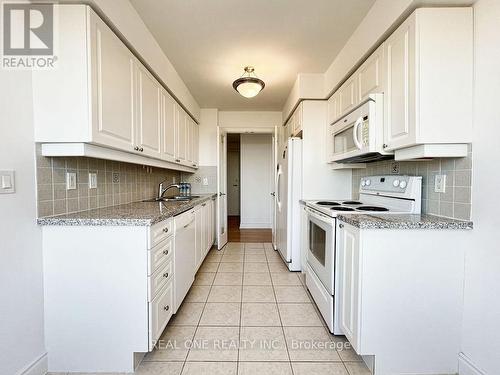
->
<box><xmin>36</xmin><ymin>145</ymin><xmax>181</xmax><ymax>217</ymax></box>
<box><xmin>351</xmin><ymin>148</ymin><xmax>473</xmax><ymax>220</ymax></box>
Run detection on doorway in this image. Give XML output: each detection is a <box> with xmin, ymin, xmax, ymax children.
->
<box><xmin>225</xmin><ymin>132</ymin><xmax>274</xmax><ymax>243</ymax></box>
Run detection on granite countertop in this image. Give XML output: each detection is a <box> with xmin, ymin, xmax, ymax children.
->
<box><xmin>37</xmin><ymin>194</ymin><xmax>217</xmax><ymax>226</ymax></box>
<box><xmin>337</xmin><ymin>213</ymin><xmax>473</xmax><ymax>230</ymax></box>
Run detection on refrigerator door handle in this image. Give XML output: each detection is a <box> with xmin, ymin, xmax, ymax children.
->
<box><xmin>276</xmin><ymin>166</ymin><xmax>283</xmax><ymax>209</ymax></box>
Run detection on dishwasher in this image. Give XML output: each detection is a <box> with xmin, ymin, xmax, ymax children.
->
<box><xmin>174</xmin><ymin>209</ymin><xmax>196</xmax><ymax>311</ymax></box>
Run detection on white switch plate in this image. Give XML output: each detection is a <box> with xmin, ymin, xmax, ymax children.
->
<box><xmin>0</xmin><ymin>170</ymin><xmax>15</xmax><ymax>194</ymax></box>
<box><xmin>434</xmin><ymin>174</ymin><xmax>446</xmax><ymax>193</ymax></box>
<box><xmin>202</xmin><ymin>177</ymin><xmax>209</xmax><ymax>186</ymax></box>
<box><xmin>89</xmin><ymin>173</ymin><xmax>97</xmax><ymax>189</ymax></box>
<box><xmin>66</xmin><ymin>172</ymin><xmax>77</xmax><ymax>190</ymax></box>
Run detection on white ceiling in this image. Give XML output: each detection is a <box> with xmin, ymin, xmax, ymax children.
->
<box><xmin>130</xmin><ymin>0</ymin><xmax>376</xmax><ymax>111</ymax></box>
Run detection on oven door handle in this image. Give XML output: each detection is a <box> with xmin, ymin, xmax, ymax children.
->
<box><xmin>305</xmin><ymin>207</ymin><xmax>332</xmax><ymax>222</ymax></box>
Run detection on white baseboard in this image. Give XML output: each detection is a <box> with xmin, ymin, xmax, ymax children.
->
<box><xmin>239</xmin><ymin>222</ymin><xmax>271</xmax><ymax>229</ymax></box>
<box><xmin>17</xmin><ymin>353</ymin><xmax>47</xmax><ymax>375</ymax></box>
<box><xmin>459</xmin><ymin>353</ymin><xmax>486</xmax><ymax>375</ymax></box>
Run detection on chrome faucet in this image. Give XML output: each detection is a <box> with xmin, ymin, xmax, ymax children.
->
<box><xmin>158</xmin><ymin>181</ymin><xmax>180</xmax><ymax>199</ymax></box>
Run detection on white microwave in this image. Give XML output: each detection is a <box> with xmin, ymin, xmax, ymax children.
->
<box><xmin>330</xmin><ymin>93</ymin><xmax>392</xmax><ymax>163</ymax></box>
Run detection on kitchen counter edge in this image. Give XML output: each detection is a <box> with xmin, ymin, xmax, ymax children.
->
<box><xmin>37</xmin><ymin>194</ymin><xmax>217</xmax><ymax>227</ymax></box>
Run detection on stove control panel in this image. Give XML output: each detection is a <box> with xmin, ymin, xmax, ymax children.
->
<box><xmin>360</xmin><ymin>175</ymin><xmax>414</xmax><ymax>194</ymax></box>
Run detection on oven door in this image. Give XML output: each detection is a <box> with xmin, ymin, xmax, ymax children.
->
<box><xmin>305</xmin><ymin>207</ymin><xmax>335</xmax><ymax>294</ymax></box>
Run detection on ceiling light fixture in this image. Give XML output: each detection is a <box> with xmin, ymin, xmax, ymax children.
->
<box><xmin>232</xmin><ymin>66</ymin><xmax>265</xmax><ymax>98</ymax></box>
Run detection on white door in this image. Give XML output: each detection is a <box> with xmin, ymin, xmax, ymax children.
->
<box><xmin>91</xmin><ymin>16</ymin><xmax>135</xmax><ymax>151</ymax></box>
<box><xmin>217</xmin><ymin>127</ymin><xmax>228</xmax><ymax>249</ymax></box>
<box><xmin>136</xmin><ymin>65</ymin><xmax>161</xmax><ymax>158</ymax></box>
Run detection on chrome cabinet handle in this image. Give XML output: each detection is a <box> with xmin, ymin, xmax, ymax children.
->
<box><xmin>139</xmin><ymin>147</ymin><xmax>144</xmax><ymax>152</ymax></box>
<box><xmin>202</xmin><ymin>203</ymin><xmax>206</xmax><ymax>207</ymax></box>
<box><xmin>192</xmin><ymin>164</ymin><xmax>197</xmax><ymax>167</ymax></box>
<box><xmin>383</xmin><ymin>144</ymin><xmax>388</xmax><ymax>149</ymax></box>
<box><xmin>134</xmin><ymin>146</ymin><xmax>139</xmax><ymax>151</ymax></box>
<box><xmin>163</xmin><ymin>272</ymin><xmax>169</xmax><ymax>278</ymax></box>
<box><xmin>175</xmin><ymin>159</ymin><xmax>181</xmax><ymax>163</ymax></box>
<box><xmin>163</xmin><ymin>305</ymin><xmax>169</xmax><ymax>311</ymax></box>
<box><xmin>162</xmin><ymin>250</ymin><xmax>169</xmax><ymax>256</ymax></box>
<box><xmin>162</xmin><ymin>227</ymin><xmax>169</xmax><ymax>233</ymax></box>
<box><xmin>339</xmin><ymin>223</ymin><xmax>344</xmax><ymax>228</ymax></box>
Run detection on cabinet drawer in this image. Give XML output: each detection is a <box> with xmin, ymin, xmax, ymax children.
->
<box><xmin>148</xmin><ymin>237</ymin><xmax>173</xmax><ymax>275</ymax></box>
<box><xmin>149</xmin><ymin>218</ymin><xmax>173</xmax><ymax>248</ymax></box>
<box><xmin>148</xmin><ymin>260</ymin><xmax>173</xmax><ymax>301</ymax></box>
<box><xmin>149</xmin><ymin>280</ymin><xmax>173</xmax><ymax>350</ymax></box>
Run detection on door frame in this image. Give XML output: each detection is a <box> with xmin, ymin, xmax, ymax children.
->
<box><xmin>216</xmin><ymin>126</ymin><xmax>277</xmax><ymax>245</ymax></box>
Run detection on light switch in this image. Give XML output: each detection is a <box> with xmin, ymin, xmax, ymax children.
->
<box><xmin>89</xmin><ymin>173</ymin><xmax>97</xmax><ymax>189</ymax></box>
<box><xmin>0</xmin><ymin>170</ymin><xmax>15</xmax><ymax>194</ymax></box>
<box><xmin>66</xmin><ymin>172</ymin><xmax>77</xmax><ymax>190</ymax></box>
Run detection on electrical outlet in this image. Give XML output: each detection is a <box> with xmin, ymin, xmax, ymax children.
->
<box><xmin>0</xmin><ymin>170</ymin><xmax>15</xmax><ymax>194</ymax></box>
<box><xmin>434</xmin><ymin>174</ymin><xmax>446</xmax><ymax>193</ymax></box>
<box><xmin>66</xmin><ymin>172</ymin><xmax>77</xmax><ymax>190</ymax></box>
<box><xmin>112</xmin><ymin>172</ymin><xmax>120</xmax><ymax>183</ymax></box>
<box><xmin>172</xmin><ymin>176</ymin><xmax>176</xmax><ymax>183</ymax></box>
<box><xmin>202</xmin><ymin>177</ymin><xmax>209</xmax><ymax>186</ymax></box>
<box><xmin>390</xmin><ymin>162</ymin><xmax>400</xmax><ymax>174</ymax></box>
<box><xmin>88</xmin><ymin>173</ymin><xmax>97</xmax><ymax>189</ymax></box>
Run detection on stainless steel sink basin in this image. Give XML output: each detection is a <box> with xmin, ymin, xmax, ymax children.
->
<box><xmin>142</xmin><ymin>195</ymin><xmax>200</xmax><ymax>203</ymax></box>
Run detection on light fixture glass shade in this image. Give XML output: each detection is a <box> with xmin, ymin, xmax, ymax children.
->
<box><xmin>235</xmin><ymin>81</ymin><xmax>264</xmax><ymax>98</ymax></box>
<box><xmin>233</xmin><ymin>67</ymin><xmax>265</xmax><ymax>98</ymax></box>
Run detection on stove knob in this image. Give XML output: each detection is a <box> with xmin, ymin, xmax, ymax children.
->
<box><xmin>365</xmin><ymin>179</ymin><xmax>371</xmax><ymax>186</ymax></box>
<box><xmin>361</xmin><ymin>180</ymin><xmax>366</xmax><ymax>187</ymax></box>
<box><xmin>399</xmin><ymin>180</ymin><xmax>407</xmax><ymax>189</ymax></box>
<box><xmin>393</xmin><ymin>179</ymin><xmax>400</xmax><ymax>187</ymax></box>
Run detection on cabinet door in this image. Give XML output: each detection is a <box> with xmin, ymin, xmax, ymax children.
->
<box><xmin>339</xmin><ymin>77</ymin><xmax>358</xmax><ymax>116</ymax></box>
<box><xmin>186</xmin><ymin>118</ymin><xmax>193</xmax><ymax>163</ymax></box>
<box><xmin>384</xmin><ymin>16</ymin><xmax>416</xmax><ymax>151</ymax></box>
<box><xmin>91</xmin><ymin>15</ymin><xmax>135</xmax><ymax>151</ymax></box>
<box><xmin>337</xmin><ymin>222</ymin><xmax>361</xmax><ymax>352</ymax></box>
<box><xmin>357</xmin><ymin>44</ymin><xmax>385</xmax><ymax>101</ymax></box>
<box><xmin>192</xmin><ymin>122</ymin><xmax>199</xmax><ymax>168</ymax></box>
<box><xmin>136</xmin><ymin>65</ymin><xmax>162</xmax><ymax>158</ymax></box>
<box><xmin>161</xmin><ymin>90</ymin><xmax>176</xmax><ymax>162</ymax></box>
<box><xmin>175</xmin><ymin>105</ymin><xmax>187</xmax><ymax>161</ymax></box>
<box><xmin>293</xmin><ymin>104</ymin><xmax>302</xmax><ymax>135</ymax></box>
<box><xmin>327</xmin><ymin>92</ymin><xmax>340</xmax><ymax>125</ymax></box>
<box><xmin>195</xmin><ymin>207</ymin><xmax>204</xmax><ymax>270</ymax></box>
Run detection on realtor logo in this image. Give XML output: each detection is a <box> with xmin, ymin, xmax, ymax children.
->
<box><xmin>2</xmin><ymin>2</ymin><xmax>57</xmax><ymax>69</ymax></box>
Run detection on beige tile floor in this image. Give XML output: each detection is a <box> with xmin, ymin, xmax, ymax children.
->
<box><xmin>52</xmin><ymin>242</ymin><xmax>372</xmax><ymax>375</ymax></box>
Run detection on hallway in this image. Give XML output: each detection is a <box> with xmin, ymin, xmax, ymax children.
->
<box><xmin>228</xmin><ymin>216</ymin><xmax>272</xmax><ymax>243</ymax></box>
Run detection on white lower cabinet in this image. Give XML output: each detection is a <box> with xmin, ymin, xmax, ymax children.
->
<box><xmin>41</xmin><ymin>198</ymin><xmax>216</xmax><ymax>373</ymax></box>
<box><xmin>335</xmin><ymin>219</ymin><xmax>471</xmax><ymax>375</ymax></box>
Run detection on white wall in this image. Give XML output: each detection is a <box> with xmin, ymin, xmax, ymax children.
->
<box><xmin>240</xmin><ymin>134</ymin><xmax>273</xmax><ymax>228</ymax></box>
<box><xmin>219</xmin><ymin>111</ymin><xmax>282</xmax><ymax>129</ymax></box>
<box><xmin>0</xmin><ymin>72</ymin><xmax>46</xmax><ymax>374</ymax></box>
<box><xmin>199</xmin><ymin>109</ymin><xmax>218</xmax><ymax>166</ymax></box>
<box><xmin>459</xmin><ymin>1</ymin><xmax>500</xmax><ymax>374</ymax></box>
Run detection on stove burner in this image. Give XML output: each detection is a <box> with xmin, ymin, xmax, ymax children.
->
<box><xmin>356</xmin><ymin>206</ymin><xmax>389</xmax><ymax>212</ymax></box>
<box><xmin>342</xmin><ymin>201</ymin><xmax>362</xmax><ymax>205</ymax></box>
<box><xmin>316</xmin><ymin>201</ymin><xmax>341</xmax><ymax>206</ymax></box>
<box><xmin>331</xmin><ymin>206</ymin><xmax>356</xmax><ymax>211</ymax></box>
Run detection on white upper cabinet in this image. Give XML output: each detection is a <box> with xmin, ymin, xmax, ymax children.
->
<box><xmin>33</xmin><ymin>5</ymin><xmax>199</xmax><ymax>170</ymax></box>
<box><xmin>176</xmin><ymin>106</ymin><xmax>187</xmax><ymax>162</ymax></box>
<box><xmin>136</xmin><ymin>65</ymin><xmax>162</xmax><ymax>158</ymax></box>
<box><xmin>327</xmin><ymin>92</ymin><xmax>340</xmax><ymax>126</ymax></box>
<box><xmin>357</xmin><ymin>44</ymin><xmax>385</xmax><ymax>101</ymax></box>
<box><xmin>161</xmin><ymin>90</ymin><xmax>177</xmax><ymax>162</ymax></box>
<box><xmin>90</xmin><ymin>12</ymin><xmax>136</xmax><ymax>151</ymax></box>
<box><xmin>383</xmin><ymin>8</ymin><xmax>473</xmax><ymax>157</ymax></box>
<box><xmin>338</xmin><ymin>76</ymin><xmax>358</xmax><ymax>116</ymax></box>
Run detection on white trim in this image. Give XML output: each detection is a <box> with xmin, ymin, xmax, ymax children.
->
<box><xmin>17</xmin><ymin>353</ymin><xmax>47</xmax><ymax>375</ymax></box>
<box><xmin>239</xmin><ymin>222</ymin><xmax>272</xmax><ymax>229</ymax></box>
<box><xmin>459</xmin><ymin>353</ymin><xmax>487</xmax><ymax>375</ymax></box>
<box><xmin>41</xmin><ymin>143</ymin><xmax>196</xmax><ymax>173</ymax></box>
<box><xmin>221</xmin><ymin>127</ymin><xmax>275</xmax><ymax>134</ymax></box>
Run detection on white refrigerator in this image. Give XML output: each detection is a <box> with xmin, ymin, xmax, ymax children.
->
<box><xmin>276</xmin><ymin>138</ymin><xmax>302</xmax><ymax>271</ymax></box>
